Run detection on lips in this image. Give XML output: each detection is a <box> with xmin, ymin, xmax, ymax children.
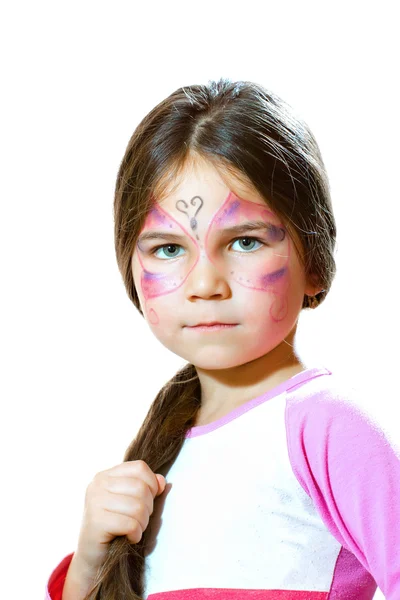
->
<box><xmin>187</xmin><ymin>322</ymin><xmax>235</xmax><ymax>327</ymax></box>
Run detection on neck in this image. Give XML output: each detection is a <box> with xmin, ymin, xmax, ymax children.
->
<box><xmin>193</xmin><ymin>326</ymin><xmax>305</xmax><ymax>427</ymax></box>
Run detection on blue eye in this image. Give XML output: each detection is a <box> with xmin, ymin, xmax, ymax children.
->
<box><xmin>230</xmin><ymin>237</ymin><xmax>264</xmax><ymax>252</ymax></box>
<box><xmin>153</xmin><ymin>244</ymin><xmax>185</xmax><ymax>259</ymax></box>
<box><xmin>151</xmin><ymin>237</ymin><xmax>264</xmax><ymax>260</ymax></box>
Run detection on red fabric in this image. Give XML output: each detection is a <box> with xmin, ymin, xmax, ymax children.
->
<box><xmin>46</xmin><ymin>553</ymin><xmax>74</xmax><ymax>600</ymax></box>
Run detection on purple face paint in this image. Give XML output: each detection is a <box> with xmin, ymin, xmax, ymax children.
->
<box><xmin>204</xmin><ymin>192</ymin><xmax>290</xmax><ymax>296</ymax></box>
<box><xmin>265</xmin><ymin>223</ymin><xmax>286</xmax><ymax>243</ymax></box>
<box><xmin>261</xmin><ymin>267</ymin><xmax>288</xmax><ymax>286</ymax></box>
<box><xmin>136</xmin><ymin>204</ymin><xmax>199</xmax><ymax>301</ymax></box>
<box><xmin>135</xmin><ymin>191</ymin><xmax>292</xmax><ymax>323</ymax></box>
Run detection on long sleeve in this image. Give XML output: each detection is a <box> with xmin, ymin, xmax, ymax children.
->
<box><xmin>45</xmin><ymin>553</ymin><xmax>74</xmax><ymax>600</ymax></box>
<box><xmin>287</xmin><ymin>388</ymin><xmax>400</xmax><ymax>598</ymax></box>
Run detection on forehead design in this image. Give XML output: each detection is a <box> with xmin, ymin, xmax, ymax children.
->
<box><xmin>136</xmin><ymin>192</ymin><xmax>291</xmax><ymax>322</ymax></box>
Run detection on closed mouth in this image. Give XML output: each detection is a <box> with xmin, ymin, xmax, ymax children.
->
<box><xmin>186</xmin><ymin>322</ymin><xmax>237</xmax><ymax>328</ymax></box>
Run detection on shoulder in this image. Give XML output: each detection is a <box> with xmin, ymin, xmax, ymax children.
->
<box><xmin>286</xmin><ymin>368</ymin><xmax>398</xmax><ymax>454</ymax></box>
<box><xmin>285</xmin><ymin>367</ymin><xmax>400</xmax><ymax>501</ymax></box>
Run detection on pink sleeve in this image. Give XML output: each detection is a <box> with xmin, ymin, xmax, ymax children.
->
<box><xmin>287</xmin><ymin>393</ymin><xmax>400</xmax><ymax>599</ymax></box>
<box><xmin>45</xmin><ymin>553</ymin><xmax>74</xmax><ymax>600</ymax></box>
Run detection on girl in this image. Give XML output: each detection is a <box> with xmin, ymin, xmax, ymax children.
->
<box><xmin>46</xmin><ymin>79</ymin><xmax>400</xmax><ymax>600</ymax></box>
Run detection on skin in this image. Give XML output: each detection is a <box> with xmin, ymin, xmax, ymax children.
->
<box><xmin>131</xmin><ymin>156</ymin><xmax>321</xmax><ymax>426</ymax></box>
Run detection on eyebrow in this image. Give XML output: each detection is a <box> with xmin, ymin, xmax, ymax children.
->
<box><xmin>137</xmin><ymin>220</ymin><xmax>276</xmax><ymax>244</ymax></box>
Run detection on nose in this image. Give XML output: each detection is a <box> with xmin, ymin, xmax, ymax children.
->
<box><xmin>185</xmin><ymin>255</ymin><xmax>231</xmax><ymax>301</ymax></box>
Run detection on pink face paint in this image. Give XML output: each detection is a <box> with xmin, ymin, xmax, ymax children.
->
<box><xmin>204</xmin><ymin>193</ymin><xmax>291</xmax><ymax>321</ymax></box>
<box><xmin>136</xmin><ymin>203</ymin><xmax>199</xmax><ymax>300</ymax></box>
<box><xmin>204</xmin><ymin>192</ymin><xmax>289</xmax><ymax>288</ymax></box>
<box><xmin>136</xmin><ymin>192</ymin><xmax>291</xmax><ymax>323</ymax></box>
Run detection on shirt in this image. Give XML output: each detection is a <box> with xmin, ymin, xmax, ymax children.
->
<box><xmin>46</xmin><ymin>366</ymin><xmax>399</xmax><ymax>599</ymax></box>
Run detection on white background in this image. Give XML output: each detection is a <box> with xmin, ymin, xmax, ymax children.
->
<box><xmin>1</xmin><ymin>2</ymin><xmax>398</xmax><ymax>598</ymax></box>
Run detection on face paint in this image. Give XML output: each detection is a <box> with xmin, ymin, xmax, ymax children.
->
<box><xmin>175</xmin><ymin>195</ymin><xmax>204</xmax><ymax>240</ymax></box>
<box><xmin>204</xmin><ymin>193</ymin><xmax>290</xmax><ymax>321</ymax></box>
<box><xmin>136</xmin><ymin>191</ymin><xmax>291</xmax><ymax>323</ymax></box>
<box><xmin>131</xmin><ymin>159</ymin><xmax>313</xmax><ymax>374</ymax></box>
<box><xmin>136</xmin><ymin>202</ymin><xmax>200</xmax><ymax>299</ymax></box>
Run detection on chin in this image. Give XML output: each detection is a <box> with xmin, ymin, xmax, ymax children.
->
<box><xmin>174</xmin><ymin>347</ymin><xmax>263</xmax><ymax>371</ymax></box>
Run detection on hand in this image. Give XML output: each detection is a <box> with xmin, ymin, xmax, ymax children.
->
<box><xmin>73</xmin><ymin>460</ymin><xmax>166</xmax><ymax>573</ymax></box>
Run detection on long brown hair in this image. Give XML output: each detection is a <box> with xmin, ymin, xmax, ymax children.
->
<box><xmin>85</xmin><ymin>78</ymin><xmax>336</xmax><ymax>599</ymax></box>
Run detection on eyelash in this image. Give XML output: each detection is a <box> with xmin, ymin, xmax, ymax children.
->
<box><xmin>149</xmin><ymin>236</ymin><xmax>266</xmax><ymax>259</ymax></box>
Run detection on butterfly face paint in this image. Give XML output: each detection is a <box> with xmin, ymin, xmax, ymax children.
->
<box><xmin>131</xmin><ymin>158</ymin><xmax>315</xmax><ymax>373</ymax></box>
<box><xmin>135</xmin><ymin>199</ymin><xmax>201</xmax><ymax>302</ymax></box>
<box><xmin>204</xmin><ymin>193</ymin><xmax>291</xmax><ymax>321</ymax></box>
<box><xmin>135</xmin><ymin>191</ymin><xmax>291</xmax><ymax>325</ymax></box>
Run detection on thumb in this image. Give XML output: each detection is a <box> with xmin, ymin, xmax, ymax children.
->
<box><xmin>156</xmin><ymin>474</ymin><xmax>166</xmax><ymax>495</ymax></box>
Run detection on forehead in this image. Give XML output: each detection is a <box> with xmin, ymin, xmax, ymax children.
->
<box><xmin>154</xmin><ymin>157</ymin><xmax>268</xmax><ymax>217</ymax></box>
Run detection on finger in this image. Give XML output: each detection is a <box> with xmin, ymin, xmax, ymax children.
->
<box><xmin>101</xmin><ymin>461</ymin><xmax>159</xmax><ymax>497</ymax></box>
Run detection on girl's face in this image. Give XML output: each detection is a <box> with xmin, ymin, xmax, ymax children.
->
<box><xmin>131</xmin><ymin>158</ymin><xmax>317</xmax><ymax>370</ymax></box>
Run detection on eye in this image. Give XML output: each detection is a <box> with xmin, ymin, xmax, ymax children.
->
<box><xmin>152</xmin><ymin>244</ymin><xmax>185</xmax><ymax>260</ymax></box>
<box><xmin>230</xmin><ymin>237</ymin><xmax>264</xmax><ymax>253</ymax></box>
<box><xmin>150</xmin><ymin>236</ymin><xmax>265</xmax><ymax>259</ymax></box>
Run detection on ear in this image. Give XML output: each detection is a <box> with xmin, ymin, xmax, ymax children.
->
<box><xmin>304</xmin><ymin>273</ymin><xmax>324</xmax><ymax>298</ymax></box>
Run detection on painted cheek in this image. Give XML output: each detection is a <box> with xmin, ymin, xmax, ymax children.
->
<box><xmin>137</xmin><ymin>204</ymin><xmax>200</xmax><ymax>301</ymax></box>
<box><xmin>203</xmin><ymin>193</ymin><xmax>291</xmax><ymax>321</ymax></box>
<box><xmin>137</xmin><ymin>193</ymin><xmax>293</xmax><ymax>326</ymax></box>
<box><xmin>136</xmin><ymin>203</ymin><xmax>202</xmax><ymax>325</ymax></box>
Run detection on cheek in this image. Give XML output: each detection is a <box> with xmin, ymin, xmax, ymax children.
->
<box><xmin>133</xmin><ymin>258</ymin><xmax>186</xmax><ymax>328</ymax></box>
<box><xmin>145</xmin><ymin>292</ymin><xmax>187</xmax><ymax>342</ymax></box>
<box><xmin>237</xmin><ymin>261</ymin><xmax>305</xmax><ymax>326</ymax></box>
<box><xmin>237</xmin><ymin>282</ymin><xmax>288</xmax><ymax>325</ymax></box>
<box><xmin>240</xmin><ymin>260</ymin><xmax>291</xmax><ymax>323</ymax></box>
<box><xmin>139</xmin><ymin>266</ymin><xmax>187</xmax><ymax>302</ymax></box>
<box><xmin>133</xmin><ymin>260</ymin><xmax>151</xmax><ymax>317</ymax></box>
